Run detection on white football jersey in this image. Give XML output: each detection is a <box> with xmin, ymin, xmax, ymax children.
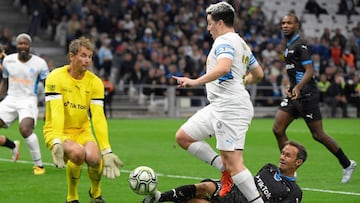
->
<box><xmin>2</xmin><ymin>53</ymin><xmax>49</xmax><ymax>97</ymax></box>
<box><xmin>206</xmin><ymin>32</ymin><xmax>258</xmax><ymax>107</ymax></box>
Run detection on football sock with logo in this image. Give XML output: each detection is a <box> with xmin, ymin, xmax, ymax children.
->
<box><xmin>187</xmin><ymin>141</ymin><xmax>224</xmax><ymax>171</ymax></box>
<box><xmin>232</xmin><ymin>169</ymin><xmax>263</xmax><ymax>203</ymax></box>
<box><xmin>88</xmin><ymin>159</ymin><xmax>103</xmax><ymax>198</ymax></box>
<box><xmin>66</xmin><ymin>160</ymin><xmax>83</xmax><ymax>201</ymax></box>
<box><xmin>25</xmin><ymin>133</ymin><xmax>43</xmax><ymax>167</ymax></box>
<box><xmin>158</xmin><ymin>185</ymin><xmax>196</xmax><ymax>202</ymax></box>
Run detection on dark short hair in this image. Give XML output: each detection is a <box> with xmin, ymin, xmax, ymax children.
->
<box><xmin>283</xmin><ymin>13</ymin><xmax>301</xmax><ymax>29</ymax></box>
<box><xmin>285</xmin><ymin>140</ymin><xmax>307</xmax><ymax>163</ymax></box>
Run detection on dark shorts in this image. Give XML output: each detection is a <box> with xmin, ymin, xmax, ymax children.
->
<box><xmin>279</xmin><ymin>90</ymin><xmax>322</xmax><ymax>122</ymax></box>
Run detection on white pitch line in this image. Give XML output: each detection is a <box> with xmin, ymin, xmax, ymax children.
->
<box><xmin>301</xmin><ymin>187</ymin><xmax>360</xmax><ymax>196</ymax></box>
<box><xmin>1</xmin><ymin>158</ymin><xmax>359</xmax><ymax>196</ymax></box>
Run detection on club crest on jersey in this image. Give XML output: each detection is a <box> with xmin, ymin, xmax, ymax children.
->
<box><xmin>47</xmin><ymin>84</ymin><xmax>56</xmax><ymax>91</ymax></box>
<box><xmin>29</xmin><ymin>67</ymin><xmax>36</xmax><ymax>75</ymax></box>
<box><xmin>216</xmin><ymin>121</ymin><xmax>222</xmax><ymax>129</ymax></box>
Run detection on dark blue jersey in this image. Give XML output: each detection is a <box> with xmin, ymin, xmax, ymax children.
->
<box><xmin>284</xmin><ymin>34</ymin><xmax>317</xmax><ymax>96</ymax></box>
<box><xmin>209</xmin><ymin>164</ymin><xmax>302</xmax><ymax>203</ymax></box>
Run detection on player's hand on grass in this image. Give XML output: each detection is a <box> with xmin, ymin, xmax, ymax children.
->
<box><xmin>103</xmin><ymin>153</ymin><xmax>124</xmax><ymax>179</ymax></box>
<box><xmin>51</xmin><ymin>143</ymin><xmax>65</xmax><ymax>168</ymax></box>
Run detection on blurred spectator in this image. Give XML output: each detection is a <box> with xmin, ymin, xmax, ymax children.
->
<box><xmin>325</xmin><ymin>72</ymin><xmax>349</xmax><ymax>117</ymax></box>
<box><xmin>312</xmin><ymin>53</ymin><xmax>323</xmax><ymax>78</ymax></box>
<box><xmin>279</xmin><ymin>74</ymin><xmax>290</xmax><ymax>99</ymax></box>
<box><xmin>142</xmin><ymin>67</ymin><xmax>158</xmax><ymax>97</ymax></box>
<box><xmin>128</xmin><ymin>61</ymin><xmax>146</xmax><ymax>86</ymax></box>
<box><xmin>341</xmin><ymin>48</ymin><xmax>356</xmax><ymax>72</ymax></box>
<box><xmin>47</xmin><ymin>2</ymin><xmax>63</xmax><ymax>41</ymax></box>
<box><xmin>332</xmin><ymin>28</ymin><xmax>348</xmax><ymax>50</ymax></box>
<box><xmin>256</xmin><ymin>73</ymin><xmax>276</xmax><ymax>106</ymax></box>
<box><xmin>317</xmin><ymin>73</ymin><xmax>331</xmax><ymax>102</ymax></box>
<box><xmin>305</xmin><ymin>0</ymin><xmax>328</xmax><ymax>18</ymax></box>
<box><xmin>154</xmin><ymin>75</ymin><xmax>168</xmax><ymax>97</ymax></box>
<box><xmin>0</xmin><ymin>27</ymin><xmax>16</xmax><ymax>54</ymax></box>
<box><xmin>337</xmin><ymin>0</ymin><xmax>359</xmax><ymax>18</ymax></box>
<box><xmin>97</xmin><ymin>35</ymin><xmax>113</xmax><ymax>76</ymax></box>
<box><xmin>320</xmin><ymin>27</ymin><xmax>331</xmax><ymax>44</ymax></box>
<box><xmin>311</xmin><ymin>37</ymin><xmax>331</xmax><ymax>65</ymax></box>
<box><xmin>102</xmin><ymin>73</ymin><xmax>115</xmax><ymax>118</ymax></box>
<box><xmin>66</xmin><ymin>13</ymin><xmax>81</xmax><ymax>49</ymax></box>
<box><xmin>344</xmin><ymin>74</ymin><xmax>360</xmax><ymax>117</ymax></box>
<box><xmin>261</xmin><ymin>42</ymin><xmax>278</xmax><ymax>63</ymax></box>
<box><xmin>346</xmin><ymin>35</ymin><xmax>360</xmax><ymax>69</ymax></box>
<box><xmin>27</xmin><ymin>0</ymin><xmax>46</xmax><ymax>39</ymax></box>
<box><xmin>142</xmin><ymin>28</ymin><xmax>155</xmax><ymax>52</ymax></box>
<box><xmin>166</xmin><ymin>64</ymin><xmax>182</xmax><ymax>79</ymax></box>
<box><xmin>117</xmin><ymin>52</ymin><xmax>135</xmax><ymax>93</ymax></box>
<box><xmin>55</xmin><ymin>15</ymin><xmax>68</xmax><ymax>47</ymax></box>
<box><xmin>331</xmin><ymin>39</ymin><xmax>342</xmax><ymax>66</ymax></box>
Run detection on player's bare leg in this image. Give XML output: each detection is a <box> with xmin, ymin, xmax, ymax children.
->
<box><xmin>306</xmin><ymin>120</ymin><xmax>356</xmax><ymax>183</ymax></box>
<box><xmin>221</xmin><ymin>150</ymin><xmax>263</xmax><ymax>203</ymax></box>
<box><xmin>273</xmin><ymin>110</ymin><xmax>295</xmax><ymax>150</ymax></box>
<box><xmin>20</xmin><ymin>117</ymin><xmax>45</xmax><ymax>174</ymax></box>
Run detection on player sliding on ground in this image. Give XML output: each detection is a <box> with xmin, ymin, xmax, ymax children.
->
<box><xmin>143</xmin><ymin>140</ymin><xmax>307</xmax><ymax>203</ymax></box>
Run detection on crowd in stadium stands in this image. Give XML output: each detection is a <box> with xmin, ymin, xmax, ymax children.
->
<box><xmin>1</xmin><ymin>0</ymin><xmax>360</xmax><ymax>117</ymax></box>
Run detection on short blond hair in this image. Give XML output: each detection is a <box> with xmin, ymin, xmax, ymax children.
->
<box><xmin>68</xmin><ymin>36</ymin><xmax>94</xmax><ymax>55</ymax></box>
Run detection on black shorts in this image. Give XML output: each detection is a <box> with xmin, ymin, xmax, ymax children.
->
<box><xmin>279</xmin><ymin>90</ymin><xmax>322</xmax><ymax>122</ymax></box>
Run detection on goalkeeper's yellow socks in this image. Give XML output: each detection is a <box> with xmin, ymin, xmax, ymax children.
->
<box><xmin>66</xmin><ymin>160</ymin><xmax>83</xmax><ymax>201</ymax></box>
<box><xmin>88</xmin><ymin>159</ymin><xmax>103</xmax><ymax>198</ymax></box>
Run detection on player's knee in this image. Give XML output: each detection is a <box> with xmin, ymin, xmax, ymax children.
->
<box><xmin>69</xmin><ymin>149</ymin><xmax>86</xmax><ymax>165</ymax></box>
<box><xmin>175</xmin><ymin>130</ymin><xmax>184</xmax><ymax>143</ymax></box>
<box><xmin>19</xmin><ymin>127</ymin><xmax>33</xmax><ymax>138</ymax></box>
<box><xmin>272</xmin><ymin>125</ymin><xmax>282</xmax><ymax>137</ymax></box>
<box><xmin>311</xmin><ymin>131</ymin><xmax>323</xmax><ymax>142</ymax></box>
<box><xmin>196</xmin><ymin>182</ymin><xmax>216</xmax><ymax>196</ymax></box>
<box><xmin>0</xmin><ymin>119</ymin><xmax>5</xmax><ymax>128</ymax></box>
<box><xmin>87</xmin><ymin>155</ymin><xmax>101</xmax><ymax>168</ymax></box>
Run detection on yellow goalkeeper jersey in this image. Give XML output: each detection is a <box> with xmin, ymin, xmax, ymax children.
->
<box><xmin>43</xmin><ymin>65</ymin><xmax>110</xmax><ymax>151</ymax></box>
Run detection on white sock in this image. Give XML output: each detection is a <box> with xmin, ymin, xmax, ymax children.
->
<box><xmin>25</xmin><ymin>133</ymin><xmax>43</xmax><ymax>166</ymax></box>
<box><xmin>187</xmin><ymin>141</ymin><xmax>224</xmax><ymax>171</ymax></box>
<box><xmin>232</xmin><ymin>169</ymin><xmax>263</xmax><ymax>203</ymax></box>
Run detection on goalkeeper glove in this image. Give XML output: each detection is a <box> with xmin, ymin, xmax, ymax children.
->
<box><xmin>51</xmin><ymin>143</ymin><xmax>65</xmax><ymax>168</ymax></box>
<box><xmin>103</xmin><ymin>152</ymin><xmax>124</xmax><ymax>179</ymax></box>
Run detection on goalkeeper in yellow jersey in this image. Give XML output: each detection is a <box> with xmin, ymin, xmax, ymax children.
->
<box><xmin>43</xmin><ymin>36</ymin><xmax>124</xmax><ymax>203</ymax></box>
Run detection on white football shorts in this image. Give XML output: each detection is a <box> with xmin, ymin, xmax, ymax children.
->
<box><xmin>0</xmin><ymin>95</ymin><xmax>39</xmax><ymax>127</ymax></box>
<box><xmin>181</xmin><ymin>103</ymin><xmax>253</xmax><ymax>151</ymax></box>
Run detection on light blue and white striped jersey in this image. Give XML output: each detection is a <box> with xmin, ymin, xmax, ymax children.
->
<box><xmin>2</xmin><ymin>53</ymin><xmax>49</xmax><ymax>97</ymax></box>
<box><xmin>206</xmin><ymin>32</ymin><xmax>258</xmax><ymax>107</ymax></box>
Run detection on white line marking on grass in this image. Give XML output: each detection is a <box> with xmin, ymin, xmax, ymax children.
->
<box><xmin>0</xmin><ymin>157</ymin><xmax>55</xmax><ymax>166</ymax></box>
<box><xmin>302</xmin><ymin>188</ymin><xmax>360</xmax><ymax>196</ymax></box>
<box><xmin>2</xmin><ymin>158</ymin><xmax>359</xmax><ymax>196</ymax></box>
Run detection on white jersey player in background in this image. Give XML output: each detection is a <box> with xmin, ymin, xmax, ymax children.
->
<box><xmin>172</xmin><ymin>2</ymin><xmax>265</xmax><ymax>203</ymax></box>
<box><xmin>0</xmin><ymin>33</ymin><xmax>49</xmax><ymax>175</ymax></box>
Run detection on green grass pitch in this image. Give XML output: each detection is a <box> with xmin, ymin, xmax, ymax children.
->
<box><xmin>0</xmin><ymin>118</ymin><xmax>359</xmax><ymax>202</ymax></box>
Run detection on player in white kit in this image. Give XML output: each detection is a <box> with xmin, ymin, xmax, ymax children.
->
<box><xmin>0</xmin><ymin>33</ymin><xmax>49</xmax><ymax>175</ymax></box>
<box><xmin>172</xmin><ymin>2</ymin><xmax>264</xmax><ymax>203</ymax></box>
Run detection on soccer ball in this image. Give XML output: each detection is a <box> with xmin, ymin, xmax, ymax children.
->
<box><xmin>128</xmin><ymin>166</ymin><xmax>158</xmax><ymax>195</ymax></box>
